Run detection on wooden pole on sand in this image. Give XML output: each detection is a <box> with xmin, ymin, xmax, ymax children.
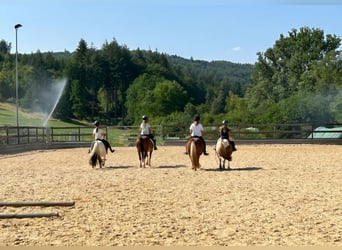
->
<box><xmin>0</xmin><ymin>201</ymin><xmax>75</xmax><ymax>207</ymax></box>
<box><xmin>0</xmin><ymin>212</ymin><xmax>59</xmax><ymax>219</ymax></box>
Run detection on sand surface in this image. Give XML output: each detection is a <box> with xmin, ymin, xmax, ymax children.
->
<box><xmin>0</xmin><ymin>144</ymin><xmax>341</xmax><ymax>246</ymax></box>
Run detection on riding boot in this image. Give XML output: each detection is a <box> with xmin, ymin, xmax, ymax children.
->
<box><xmin>153</xmin><ymin>139</ymin><xmax>157</xmax><ymax>150</ymax></box>
<box><xmin>232</xmin><ymin>141</ymin><xmax>237</xmax><ymax>151</ymax></box>
<box><xmin>198</xmin><ymin>137</ymin><xmax>209</xmax><ymax>155</ymax></box>
<box><xmin>103</xmin><ymin>139</ymin><xmax>115</xmax><ymax>153</ymax></box>
<box><xmin>203</xmin><ymin>146</ymin><xmax>209</xmax><ymax>155</ymax></box>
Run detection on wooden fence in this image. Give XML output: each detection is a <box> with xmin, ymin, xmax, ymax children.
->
<box><xmin>0</xmin><ymin>123</ymin><xmax>341</xmax><ymax>154</ymax></box>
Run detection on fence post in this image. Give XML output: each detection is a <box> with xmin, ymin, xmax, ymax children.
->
<box><xmin>6</xmin><ymin>126</ymin><xmax>9</xmax><ymax>144</ymax></box>
<box><xmin>46</xmin><ymin>127</ymin><xmax>52</xmax><ymax>145</ymax></box>
<box><xmin>16</xmin><ymin>127</ymin><xmax>19</xmax><ymax>144</ymax></box>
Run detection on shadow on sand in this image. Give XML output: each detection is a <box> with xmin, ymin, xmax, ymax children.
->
<box><xmin>204</xmin><ymin>166</ymin><xmax>263</xmax><ymax>172</ymax></box>
<box><xmin>96</xmin><ymin>165</ymin><xmax>133</xmax><ymax>170</ymax></box>
<box><xmin>157</xmin><ymin>165</ymin><xmax>187</xmax><ymax>169</ymax></box>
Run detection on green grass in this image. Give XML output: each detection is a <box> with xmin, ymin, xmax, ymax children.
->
<box><xmin>0</xmin><ymin>103</ymin><xmax>85</xmax><ymax>127</ymax></box>
<box><xmin>0</xmin><ymin>103</ymin><xmax>166</xmax><ymax>147</ymax></box>
<box><xmin>0</xmin><ymin>102</ymin><xmax>141</xmax><ymax>147</ymax></box>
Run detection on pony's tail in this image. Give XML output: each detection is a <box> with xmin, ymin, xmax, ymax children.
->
<box><xmin>139</xmin><ymin>137</ymin><xmax>144</xmax><ymax>154</ymax></box>
<box><xmin>190</xmin><ymin>140</ymin><xmax>199</xmax><ymax>169</ymax></box>
<box><xmin>89</xmin><ymin>142</ymin><xmax>98</xmax><ymax>166</ymax></box>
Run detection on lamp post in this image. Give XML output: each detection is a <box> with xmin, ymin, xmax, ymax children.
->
<box><xmin>15</xmin><ymin>23</ymin><xmax>22</xmax><ymax>127</ymax></box>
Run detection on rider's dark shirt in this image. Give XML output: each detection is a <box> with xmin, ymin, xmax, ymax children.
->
<box><xmin>220</xmin><ymin>126</ymin><xmax>230</xmax><ymax>139</ymax></box>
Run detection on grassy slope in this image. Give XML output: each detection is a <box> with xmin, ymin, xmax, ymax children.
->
<box><xmin>0</xmin><ymin>102</ymin><xmax>140</xmax><ymax>147</ymax></box>
<box><xmin>0</xmin><ymin>102</ymin><xmax>84</xmax><ymax>127</ymax></box>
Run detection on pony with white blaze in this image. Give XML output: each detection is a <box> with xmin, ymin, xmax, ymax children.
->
<box><xmin>88</xmin><ymin>140</ymin><xmax>106</xmax><ymax>168</ymax></box>
<box><xmin>215</xmin><ymin>137</ymin><xmax>233</xmax><ymax>170</ymax></box>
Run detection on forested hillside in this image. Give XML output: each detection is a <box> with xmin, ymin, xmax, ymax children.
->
<box><xmin>0</xmin><ymin>26</ymin><xmax>341</xmax><ymax>126</ymax></box>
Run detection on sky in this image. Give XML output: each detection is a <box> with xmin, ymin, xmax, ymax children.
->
<box><xmin>1</xmin><ymin>0</ymin><xmax>342</xmax><ymax>64</ymax></box>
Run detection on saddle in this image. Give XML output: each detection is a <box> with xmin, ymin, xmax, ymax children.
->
<box><xmin>139</xmin><ymin>135</ymin><xmax>154</xmax><ymax>148</ymax></box>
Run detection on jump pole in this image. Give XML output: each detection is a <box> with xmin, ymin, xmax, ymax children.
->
<box><xmin>0</xmin><ymin>201</ymin><xmax>75</xmax><ymax>207</ymax></box>
<box><xmin>0</xmin><ymin>212</ymin><xmax>59</xmax><ymax>219</ymax></box>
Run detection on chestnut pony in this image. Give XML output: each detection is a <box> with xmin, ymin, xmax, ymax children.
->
<box><xmin>136</xmin><ymin>135</ymin><xmax>154</xmax><ymax>168</ymax></box>
<box><xmin>186</xmin><ymin>137</ymin><xmax>204</xmax><ymax>171</ymax></box>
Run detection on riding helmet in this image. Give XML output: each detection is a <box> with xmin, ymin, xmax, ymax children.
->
<box><xmin>193</xmin><ymin>114</ymin><xmax>200</xmax><ymax>121</ymax></box>
<box><xmin>94</xmin><ymin>120</ymin><xmax>100</xmax><ymax>126</ymax></box>
<box><xmin>142</xmin><ymin>115</ymin><xmax>148</xmax><ymax>120</ymax></box>
<box><xmin>222</xmin><ymin>120</ymin><xmax>228</xmax><ymax>125</ymax></box>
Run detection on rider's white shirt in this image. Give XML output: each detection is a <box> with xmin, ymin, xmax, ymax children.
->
<box><xmin>140</xmin><ymin>122</ymin><xmax>151</xmax><ymax>135</ymax></box>
<box><xmin>93</xmin><ymin>128</ymin><xmax>104</xmax><ymax>140</ymax></box>
<box><xmin>190</xmin><ymin>123</ymin><xmax>203</xmax><ymax>137</ymax></box>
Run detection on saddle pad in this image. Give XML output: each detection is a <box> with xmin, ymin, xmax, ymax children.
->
<box><xmin>222</xmin><ymin>139</ymin><xmax>229</xmax><ymax>148</ymax></box>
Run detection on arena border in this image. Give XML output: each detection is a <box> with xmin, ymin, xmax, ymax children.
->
<box><xmin>163</xmin><ymin>138</ymin><xmax>342</xmax><ymax>146</ymax></box>
<box><xmin>0</xmin><ymin>142</ymin><xmax>89</xmax><ymax>155</ymax></box>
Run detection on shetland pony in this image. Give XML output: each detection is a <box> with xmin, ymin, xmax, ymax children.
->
<box><xmin>215</xmin><ymin>138</ymin><xmax>233</xmax><ymax>170</ymax></box>
<box><xmin>136</xmin><ymin>135</ymin><xmax>154</xmax><ymax>168</ymax></box>
<box><xmin>186</xmin><ymin>137</ymin><xmax>204</xmax><ymax>171</ymax></box>
<box><xmin>88</xmin><ymin>140</ymin><xmax>106</xmax><ymax>168</ymax></box>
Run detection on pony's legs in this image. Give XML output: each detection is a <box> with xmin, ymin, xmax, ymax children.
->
<box><xmin>142</xmin><ymin>151</ymin><xmax>147</xmax><ymax>168</ymax></box>
<box><xmin>147</xmin><ymin>152</ymin><xmax>152</xmax><ymax>166</ymax></box>
<box><xmin>138</xmin><ymin>152</ymin><xmax>142</xmax><ymax>168</ymax></box>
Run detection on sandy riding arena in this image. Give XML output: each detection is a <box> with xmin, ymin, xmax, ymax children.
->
<box><xmin>0</xmin><ymin>144</ymin><xmax>341</xmax><ymax>246</ymax></box>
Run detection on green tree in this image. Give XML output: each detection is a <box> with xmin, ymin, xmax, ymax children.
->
<box><xmin>153</xmin><ymin>80</ymin><xmax>188</xmax><ymax>115</ymax></box>
<box><xmin>70</xmin><ymin>79</ymin><xmax>88</xmax><ymax>118</ymax></box>
<box><xmin>101</xmin><ymin>39</ymin><xmax>137</xmax><ymax>121</ymax></box>
<box><xmin>125</xmin><ymin>73</ymin><xmax>158</xmax><ymax>123</ymax></box>
<box><xmin>66</xmin><ymin>39</ymin><xmax>92</xmax><ymax>119</ymax></box>
<box><xmin>0</xmin><ymin>40</ymin><xmax>11</xmax><ymax>55</ymax></box>
<box><xmin>224</xmin><ymin>91</ymin><xmax>250</xmax><ymax>124</ymax></box>
<box><xmin>0</xmin><ymin>53</ymin><xmax>14</xmax><ymax>101</ymax></box>
<box><xmin>246</xmin><ymin>27</ymin><xmax>341</xmax><ymax>123</ymax></box>
<box><xmin>125</xmin><ymin>74</ymin><xmax>188</xmax><ymax>124</ymax></box>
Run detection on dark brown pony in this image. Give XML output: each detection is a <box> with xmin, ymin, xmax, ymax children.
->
<box><xmin>215</xmin><ymin>138</ymin><xmax>233</xmax><ymax>170</ymax></box>
<box><xmin>186</xmin><ymin>137</ymin><xmax>204</xmax><ymax>171</ymax></box>
<box><xmin>136</xmin><ymin>135</ymin><xmax>154</xmax><ymax>168</ymax></box>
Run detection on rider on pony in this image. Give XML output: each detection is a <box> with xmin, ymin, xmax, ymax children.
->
<box><xmin>89</xmin><ymin>120</ymin><xmax>115</xmax><ymax>154</ymax></box>
<box><xmin>219</xmin><ymin>120</ymin><xmax>237</xmax><ymax>151</ymax></box>
<box><xmin>139</xmin><ymin>115</ymin><xmax>157</xmax><ymax>150</ymax></box>
<box><xmin>185</xmin><ymin>114</ymin><xmax>209</xmax><ymax>155</ymax></box>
